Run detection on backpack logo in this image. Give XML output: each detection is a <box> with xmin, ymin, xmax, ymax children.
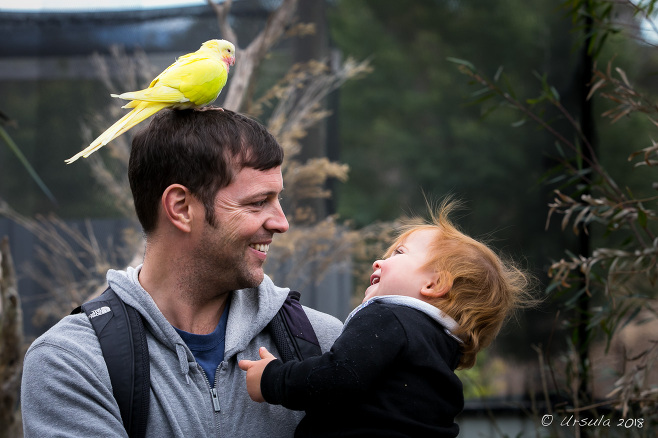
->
<box><xmin>89</xmin><ymin>306</ymin><xmax>111</xmax><ymax>319</ymax></box>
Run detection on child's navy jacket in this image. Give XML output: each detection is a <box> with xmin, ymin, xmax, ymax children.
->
<box><xmin>261</xmin><ymin>297</ymin><xmax>464</xmax><ymax>438</ymax></box>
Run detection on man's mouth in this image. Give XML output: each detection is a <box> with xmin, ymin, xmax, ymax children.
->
<box><xmin>249</xmin><ymin>243</ymin><xmax>270</xmax><ymax>254</ymax></box>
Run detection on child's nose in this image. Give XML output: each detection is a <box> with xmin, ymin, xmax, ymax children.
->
<box><xmin>372</xmin><ymin>260</ymin><xmax>382</xmax><ymax>270</ymax></box>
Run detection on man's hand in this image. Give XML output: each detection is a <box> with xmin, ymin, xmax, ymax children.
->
<box><xmin>238</xmin><ymin>347</ymin><xmax>277</xmax><ymax>402</ymax></box>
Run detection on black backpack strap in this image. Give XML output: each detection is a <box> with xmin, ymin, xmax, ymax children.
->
<box><xmin>71</xmin><ymin>287</ymin><xmax>150</xmax><ymax>438</ymax></box>
<box><xmin>268</xmin><ymin>290</ymin><xmax>322</xmax><ymax>362</ymax></box>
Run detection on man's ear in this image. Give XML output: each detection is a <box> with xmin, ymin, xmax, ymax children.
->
<box><xmin>161</xmin><ymin>184</ymin><xmax>195</xmax><ymax>233</ymax></box>
<box><xmin>420</xmin><ymin>271</ymin><xmax>453</xmax><ymax>299</ymax></box>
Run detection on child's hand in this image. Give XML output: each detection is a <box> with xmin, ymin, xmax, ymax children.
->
<box><xmin>238</xmin><ymin>347</ymin><xmax>277</xmax><ymax>402</ymax></box>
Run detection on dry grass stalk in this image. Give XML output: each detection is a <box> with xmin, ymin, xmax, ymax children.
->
<box><xmin>0</xmin><ymin>200</ymin><xmax>141</xmax><ymax>325</ymax></box>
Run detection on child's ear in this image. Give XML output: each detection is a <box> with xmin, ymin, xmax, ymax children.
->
<box><xmin>420</xmin><ymin>271</ymin><xmax>453</xmax><ymax>299</ymax></box>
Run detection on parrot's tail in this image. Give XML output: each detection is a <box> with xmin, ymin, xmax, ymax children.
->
<box><xmin>65</xmin><ymin>101</ymin><xmax>169</xmax><ymax>164</ymax></box>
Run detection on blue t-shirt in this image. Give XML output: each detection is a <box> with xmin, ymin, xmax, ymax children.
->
<box><xmin>174</xmin><ymin>302</ymin><xmax>230</xmax><ymax>387</ymax></box>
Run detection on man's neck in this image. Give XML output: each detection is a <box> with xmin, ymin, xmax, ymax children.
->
<box><xmin>139</xmin><ymin>250</ymin><xmax>231</xmax><ymax>334</ymax></box>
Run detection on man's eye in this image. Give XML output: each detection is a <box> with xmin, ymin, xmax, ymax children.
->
<box><xmin>253</xmin><ymin>200</ymin><xmax>267</xmax><ymax>207</ymax></box>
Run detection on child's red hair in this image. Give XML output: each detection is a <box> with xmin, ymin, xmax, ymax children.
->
<box><xmin>384</xmin><ymin>198</ymin><xmax>536</xmax><ymax>369</ymax></box>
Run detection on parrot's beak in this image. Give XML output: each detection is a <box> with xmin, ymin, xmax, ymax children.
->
<box><xmin>229</xmin><ymin>55</ymin><xmax>236</xmax><ymax>66</ymax></box>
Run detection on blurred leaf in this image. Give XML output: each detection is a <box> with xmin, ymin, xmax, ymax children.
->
<box><xmin>550</xmin><ymin>86</ymin><xmax>560</xmax><ymax>101</ymax></box>
<box><xmin>445</xmin><ymin>57</ymin><xmax>475</xmax><ymax>71</ymax></box>
<box><xmin>0</xmin><ymin>125</ymin><xmax>57</xmax><ymax>206</ymax></box>
<box><xmin>493</xmin><ymin>65</ymin><xmax>504</xmax><ymax>82</ymax></box>
<box><xmin>638</xmin><ymin>208</ymin><xmax>648</xmax><ymax>228</ymax></box>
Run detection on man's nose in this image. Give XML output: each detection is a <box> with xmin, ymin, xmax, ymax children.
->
<box><xmin>267</xmin><ymin>199</ymin><xmax>289</xmax><ymax>234</ymax></box>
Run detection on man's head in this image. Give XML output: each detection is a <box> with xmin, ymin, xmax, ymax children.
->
<box><xmin>129</xmin><ymin>107</ymin><xmax>284</xmax><ymax>235</ymax></box>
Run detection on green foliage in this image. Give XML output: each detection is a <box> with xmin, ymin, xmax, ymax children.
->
<box><xmin>329</xmin><ymin>0</ymin><xmax>578</xmax><ymax>363</ymax></box>
<box><xmin>456</xmin><ymin>350</ymin><xmax>508</xmax><ymax>400</ymax></box>
<box><xmin>449</xmin><ymin>0</ymin><xmax>658</xmax><ymax>428</ymax></box>
<box><xmin>330</xmin><ymin>0</ymin><xmax>563</xmax><ymax>228</ymax></box>
<box><xmin>328</xmin><ymin>0</ymin><xmax>658</xmax><ymax>430</ymax></box>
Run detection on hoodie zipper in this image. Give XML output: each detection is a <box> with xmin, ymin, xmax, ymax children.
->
<box><xmin>210</xmin><ymin>388</ymin><xmax>221</xmax><ymax>412</ymax></box>
<box><xmin>200</xmin><ymin>364</ymin><xmax>221</xmax><ymax>412</ymax></box>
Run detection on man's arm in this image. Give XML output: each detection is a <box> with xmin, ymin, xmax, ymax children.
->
<box><xmin>21</xmin><ymin>339</ymin><xmax>126</xmax><ymax>437</ymax></box>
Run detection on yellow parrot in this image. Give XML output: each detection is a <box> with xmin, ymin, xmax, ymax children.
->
<box><xmin>66</xmin><ymin>39</ymin><xmax>236</xmax><ymax>164</ymax></box>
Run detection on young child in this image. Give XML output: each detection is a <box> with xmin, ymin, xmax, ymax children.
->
<box><xmin>239</xmin><ymin>199</ymin><xmax>534</xmax><ymax>437</ymax></box>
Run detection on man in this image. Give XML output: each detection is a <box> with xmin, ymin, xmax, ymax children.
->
<box><xmin>21</xmin><ymin>108</ymin><xmax>343</xmax><ymax>437</ymax></box>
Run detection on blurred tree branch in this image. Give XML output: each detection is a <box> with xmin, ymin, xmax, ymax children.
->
<box><xmin>208</xmin><ymin>0</ymin><xmax>300</xmax><ymax>112</ymax></box>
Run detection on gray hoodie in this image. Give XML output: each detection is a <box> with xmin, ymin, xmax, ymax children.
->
<box><xmin>21</xmin><ymin>266</ymin><xmax>342</xmax><ymax>437</ymax></box>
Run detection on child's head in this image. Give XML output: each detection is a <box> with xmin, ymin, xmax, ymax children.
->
<box><xmin>372</xmin><ymin>198</ymin><xmax>535</xmax><ymax>369</ymax></box>
<box><xmin>365</xmin><ymin>228</ymin><xmax>448</xmax><ymax>304</ymax></box>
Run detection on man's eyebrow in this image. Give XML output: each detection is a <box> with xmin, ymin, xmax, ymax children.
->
<box><xmin>264</xmin><ymin>187</ymin><xmax>283</xmax><ymax>196</ymax></box>
<box><xmin>245</xmin><ymin>187</ymin><xmax>284</xmax><ymax>199</ymax></box>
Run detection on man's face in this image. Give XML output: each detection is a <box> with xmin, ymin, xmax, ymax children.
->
<box><xmin>196</xmin><ymin>166</ymin><xmax>288</xmax><ymax>291</ymax></box>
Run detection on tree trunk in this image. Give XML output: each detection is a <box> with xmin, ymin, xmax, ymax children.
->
<box><xmin>575</xmin><ymin>7</ymin><xmax>596</xmax><ymax>438</ymax></box>
<box><xmin>0</xmin><ymin>237</ymin><xmax>24</xmax><ymax>438</ymax></box>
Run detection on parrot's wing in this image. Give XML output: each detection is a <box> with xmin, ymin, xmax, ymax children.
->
<box><xmin>112</xmin><ymin>52</ymin><xmax>228</xmax><ymax>106</ymax></box>
<box><xmin>178</xmin><ymin>65</ymin><xmax>228</xmax><ymax>105</ymax></box>
<box><xmin>113</xmin><ymin>85</ymin><xmax>189</xmax><ymax>105</ymax></box>
<box><xmin>145</xmin><ymin>51</ymin><xmax>198</xmax><ymax>88</ymax></box>
<box><xmin>158</xmin><ymin>56</ymin><xmax>229</xmax><ymax>106</ymax></box>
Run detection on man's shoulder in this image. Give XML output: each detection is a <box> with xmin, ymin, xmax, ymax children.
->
<box><xmin>301</xmin><ymin>305</ymin><xmax>342</xmax><ymax>351</ymax></box>
<box><xmin>22</xmin><ymin>312</ymin><xmax>112</xmax><ymax>391</ymax></box>
<box><xmin>301</xmin><ymin>305</ymin><xmax>342</xmax><ymax>327</ymax></box>
<box><xmin>26</xmin><ymin>312</ymin><xmax>101</xmax><ymax>361</ymax></box>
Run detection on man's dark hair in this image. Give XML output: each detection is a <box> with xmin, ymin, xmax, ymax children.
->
<box><xmin>128</xmin><ymin>107</ymin><xmax>284</xmax><ymax>234</ymax></box>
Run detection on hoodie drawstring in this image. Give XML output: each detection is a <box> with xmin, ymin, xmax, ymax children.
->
<box><xmin>176</xmin><ymin>343</ymin><xmax>191</xmax><ymax>384</ymax></box>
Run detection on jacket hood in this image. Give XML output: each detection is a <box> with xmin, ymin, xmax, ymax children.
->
<box><xmin>224</xmin><ymin>275</ymin><xmax>289</xmax><ymax>360</ymax></box>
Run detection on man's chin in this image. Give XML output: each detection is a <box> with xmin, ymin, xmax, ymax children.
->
<box><xmin>239</xmin><ymin>270</ymin><xmax>264</xmax><ymax>290</ymax></box>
